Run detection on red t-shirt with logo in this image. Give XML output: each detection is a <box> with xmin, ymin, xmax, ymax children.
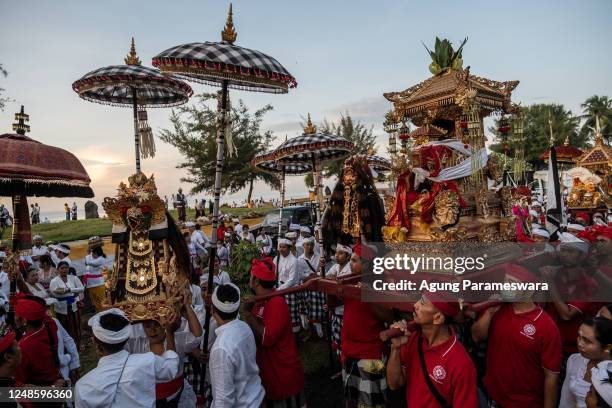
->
<box><xmin>399</xmin><ymin>329</ymin><xmax>478</xmax><ymax>408</ymax></box>
<box><xmin>483</xmin><ymin>304</ymin><xmax>562</xmax><ymax>408</ymax></box>
<box><xmin>341</xmin><ymin>298</ymin><xmax>385</xmax><ymax>360</ymax></box>
<box><xmin>253</xmin><ymin>295</ymin><xmax>304</xmax><ymax>401</ymax></box>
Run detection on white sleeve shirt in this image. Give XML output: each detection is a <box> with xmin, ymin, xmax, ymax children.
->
<box><xmin>209</xmin><ymin>319</ymin><xmax>264</xmax><ymax>408</ymax></box>
<box><xmin>53</xmin><ymin>318</ymin><xmax>80</xmax><ymax>381</ymax></box>
<box><xmin>275</xmin><ymin>254</ymin><xmax>299</xmax><ymax>290</ymax></box>
<box><xmin>75</xmin><ymin>349</ymin><xmax>179</xmax><ymax>408</ymax></box>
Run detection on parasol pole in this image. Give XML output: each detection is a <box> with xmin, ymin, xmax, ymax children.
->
<box><xmin>311</xmin><ymin>153</ymin><xmax>324</xmax><ymax>270</ymax></box>
<box><xmin>131</xmin><ymin>87</ymin><xmax>141</xmax><ymax>173</ymax></box>
<box><xmin>278</xmin><ymin>166</ymin><xmax>286</xmax><ymax>238</ymax></box>
<box><xmin>6</xmin><ymin>193</ymin><xmax>22</xmax><ymax>331</ymax></box>
<box><xmin>201</xmin><ymin>79</ymin><xmax>229</xmax><ymax>395</ymax></box>
<box><xmin>311</xmin><ymin>152</ymin><xmax>335</xmax><ymax>369</ymax></box>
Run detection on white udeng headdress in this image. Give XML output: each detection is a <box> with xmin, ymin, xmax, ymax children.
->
<box><xmin>212</xmin><ymin>283</ymin><xmax>241</xmax><ymax>313</ymax></box>
<box><xmin>88</xmin><ymin>308</ymin><xmax>132</xmax><ymax>344</ymax></box>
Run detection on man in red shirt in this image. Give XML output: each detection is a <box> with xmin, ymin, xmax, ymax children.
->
<box><xmin>242</xmin><ymin>257</ymin><xmax>305</xmax><ymax>407</ymax></box>
<box><xmin>472</xmin><ymin>263</ymin><xmax>562</xmax><ymax>408</ymax></box>
<box><xmin>12</xmin><ymin>293</ymin><xmax>64</xmax><ymax>407</ymax></box>
<box><xmin>341</xmin><ymin>242</ymin><xmax>391</xmax><ymax>408</ymax></box>
<box><xmin>387</xmin><ymin>290</ymin><xmax>478</xmax><ymax>408</ymax></box>
<box><xmin>541</xmin><ymin>235</ymin><xmax>599</xmax><ymax>356</ymax></box>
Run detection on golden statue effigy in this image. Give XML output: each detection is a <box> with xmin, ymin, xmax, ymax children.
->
<box><xmin>381</xmin><ymin>37</ymin><xmax>523</xmax><ymax>243</ymax></box>
<box><xmin>568</xmin><ymin>116</ymin><xmax>611</xmax><ymax>209</ymax></box>
<box><xmin>102</xmin><ymin>173</ymin><xmax>190</xmax><ymax>327</ymax></box>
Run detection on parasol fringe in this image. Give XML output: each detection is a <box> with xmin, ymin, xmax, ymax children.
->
<box><xmin>223</xmin><ymin>94</ymin><xmax>237</xmax><ymax>158</ymax></box>
<box><xmin>0</xmin><ymin>179</ymin><xmax>94</xmax><ymax>198</ymax></box>
<box><xmin>138</xmin><ymin>107</ymin><xmax>156</xmax><ymax>159</ymax></box>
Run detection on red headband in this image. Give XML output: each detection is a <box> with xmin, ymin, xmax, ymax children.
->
<box><xmin>505</xmin><ymin>263</ymin><xmax>538</xmax><ymax>283</ymax></box>
<box><xmin>352</xmin><ymin>242</ymin><xmax>375</xmax><ymax>261</ymax></box>
<box><xmin>424</xmin><ymin>290</ymin><xmax>461</xmax><ymax>318</ymax></box>
<box><xmin>251</xmin><ymin>257</ymin><xmax>276</xmax><ymax>281</ymax></box>
<box><xmin>11</xmin><ymin>293</ymin><xmax>47</xmax><ymax>321</ymax></box>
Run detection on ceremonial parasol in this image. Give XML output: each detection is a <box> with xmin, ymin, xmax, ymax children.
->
<box><xmin>72</xmin><ymin>38</ymin><xmax>193</xmax><ymax>172</ymax></box>
<box><xmin>252</xmin><ymin>150</ymin><xmax>312</xmax><ymax>239</ymax></box>
<box><xmin>151</xmin><ymin>4</ymin><xmax>296</xmax><ymax>395</ymax></box>
<box><xmin>0</xmin><ymin>106</ymin><xmax>93</xmax><ymax>328</ymax></box>
<box><xmin>367</xmin><ymin>154</ymin><xmax>391</xmax><ymax>173</ymax></box>
<box><xmin>270</xmin><ymin>114</ymin><xmax>354</xmax><ymax>263</ymax></box>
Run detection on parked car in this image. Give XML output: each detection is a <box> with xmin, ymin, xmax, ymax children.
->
<box><xmin>258</xmin><ymin>205</ymin><xmax>315</xmax><ymax>244</ymax></box>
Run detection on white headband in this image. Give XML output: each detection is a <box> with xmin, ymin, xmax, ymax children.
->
<box><xmin>285</xmin><ymin>232</ymin><xmax>298</xmax><ymax>239</ymax></box>
<box><xmin>559</xmin><ymin>232</ymin><xmax>590</xmax><ymax>254</ymax></box>
<box><xmin>302</xmin><ymin>236</ymin><xmax>315</xmax><ymax>245</ymax></box>
<box><xmin>278</xmin><ymin>238</ymin><xmax>293</xmax><ymax>247</ymax></box>
<box><xmin>212</xmin><ymin>283</ymin><xmax>241</xmax><ymax>313</ymax></box>
<box><xmin>567</xmin><ymin>223</ymin><xmax>585</xmax><ymax>231</ymax></box>
<box><xmin>336</xmin><ymin>244</ymin><xmax>353</xmax><ymax>255</ymax></box>
<box><xmin>532</xmin><ymin>229</ymin><xmax>550</xmax><ymax>239</ymax></box>
<box><xmin>300</xmin><ymin>226</ymin><xmax>311</xmax><ymax>234</ymax></box>
<box><xmin>88</xmin><ymin>308</ymin><xmax>132</xmax><ymax>344</ymax></box>
<box><xmin>289</xmin><ymin>223</ymin><xmax>301</xmax><ymax>231</ymax></box>
<box><xmin>51</xmin><ymin>244</ymin><xmax>70</xmax><ymax>255</ymax></box>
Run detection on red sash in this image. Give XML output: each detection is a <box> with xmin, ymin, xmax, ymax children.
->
<box><xmin>155</xmin><ymin>374</ymin><xmax>184</xmax><ymax>400</ymax></box>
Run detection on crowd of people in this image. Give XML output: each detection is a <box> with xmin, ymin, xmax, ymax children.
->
<box><xmin>0</xmin><ymin>202</ymin><xmax>611</xmax><ymax>407</ymax></box>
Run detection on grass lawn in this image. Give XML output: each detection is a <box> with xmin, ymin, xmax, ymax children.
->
<box><xmin>0</xmin><ymin>218</ymin><xmax>112</xmax><ymax>243</ymax></box>
<box><xmin>0</xmin><ymin>205</ymin><xmax>277</xmax><ymax>244</ymax></box>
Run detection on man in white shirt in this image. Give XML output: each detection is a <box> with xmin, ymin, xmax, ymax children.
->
<box><xmin>30</xmin><ymin>235</ymin><xmax>48</xmax><ymax>268</ymax></box>
<box><xmin>53</xmin><ymin>314</ymin><xmax>80</xmax><ymax>385</ymax></box>
<box><xmin>49</xmin><ymin>243</ymin><xmax>73</xmax><ymax>270</ymax></box>
<box><xmin>256</xmin><ymin>230</ymin><xmax>272</xmax><ymax>256</ymax></box>
<box><xmin>240</xmin><ymin>224</ymin><xmax>255</xmax><ymax>243</ymax></box>
<box><xmin>209</xmin><ymin>283</ymin><xmax>264</xmax><ymax>407</ymax></box>
<box><xmin>187</xmin><ymin>222</ymin><xmax>210</xmax><ymax>267</ymax></box>
<box><xmin>75</xmin><ymin>308</ymin><xmax>180</xmax><ymax>408</ymax></box>
<box><xmin>233</xmin><ymin>218</ymin><xmax>243</xmax><ymax>236</ymax></box>
<box><xmin>298</xmin><ymin>237</ymin><xmax>325</xmax><ymax>338</ymax></box>
<box><xmin>274</xmin><ymin>238</ymin><xmax>301</xmax><ymax>333</ymax></box>
<box><xmin>325</xmin><ymin>244</ymin><xmax>353</xmax><ymax>353</ymax></box>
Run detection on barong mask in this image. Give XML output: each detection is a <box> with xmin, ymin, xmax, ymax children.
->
<box><xmin>102</xmin><ymin>173</ymin><xmax>190</xmax><ymax>328</ymax></box>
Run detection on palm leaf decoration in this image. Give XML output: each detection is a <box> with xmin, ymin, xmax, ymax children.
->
<box><xmin>423</xmin><ymin>37</ymin><xmax>468</xmax><ymax>75</ymax></box>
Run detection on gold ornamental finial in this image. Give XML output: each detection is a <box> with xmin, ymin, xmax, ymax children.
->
<box><xmin>124</xmin><ymin>37</ymin><xmax>141</xmax><ymax>66</ymax></box>
<box><xmin>221</xmin><ymin>3</ymin><xmax>238</xmax><ymax>44</ymax></box>
<box><xmin>303</xmin><ymin>113</ymin><xmax>316</xmax><ymax>134</ymax></box>
<box><xmin>563</xmin><ymin>134</ymin><xmax>570</xmax><ymax>146</ymax></box>
<box><xmin>367</xmin><ymin>147</ymin><xmax>375</xmax><ymax>156</ymax></box>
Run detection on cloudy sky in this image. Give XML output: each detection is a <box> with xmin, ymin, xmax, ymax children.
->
<box><xmin>1</xmin><ymin>0</ymin><xmax>611</xmax><ymax>218</ymax></box>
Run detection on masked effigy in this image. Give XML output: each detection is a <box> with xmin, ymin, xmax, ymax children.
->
<box><xmin>381</xmin><ymin>38</ymin><xmax>521</xmax><ymax>243</ymax></box>
<box><xmin>102</xmin><ymin>173</ymin><xmax>190</xmax><ymax>327</ymax></box>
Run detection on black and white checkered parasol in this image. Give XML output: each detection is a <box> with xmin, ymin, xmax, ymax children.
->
<box><xmin>72</xmin><ymin>65</ymin><xmax>193</xmax><ymax>107</ymax></box>
<box><xmin>367</xmin><ymin>155</ymin><xmax>391</xmax><ymax>172</ymax></box>
<box><xmin>271</xmin><ymin>132</ymin><xmax>354</xmax><ymax>165</ymax></box>
<box><xmin>252</xmin><ymin>151</ymin><xmax>312</xmax><ymax>175</ymax></box>
<box><xmin>152</xmin><ymin>41</ymin><xmax>296</xmax><ymax>94</ymax></box>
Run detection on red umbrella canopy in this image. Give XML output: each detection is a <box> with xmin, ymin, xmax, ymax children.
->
<box><xmin>0</xmin><ymin>107</ymin><xmax>93</xmax><ymax>198</ymax></box>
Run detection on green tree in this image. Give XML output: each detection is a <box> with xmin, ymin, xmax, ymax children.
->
<box><xmin>159</xmin><ymin>92</ymin><xmax>280</xmax><ymax>203</ymax></box>
<box><xmin>315</xmin><ymin>112</ymin><xmax>376</xmax><ymax>179</ymax></box>
<box><xmin>580</xmin><ymin>95</ymin><xmax>612</xmax><ymax>145</ymax></box>
<box><xmin>490</xmin><ymin>104</ymin><xmax>583</xmax><ymax>169</ymax></box>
